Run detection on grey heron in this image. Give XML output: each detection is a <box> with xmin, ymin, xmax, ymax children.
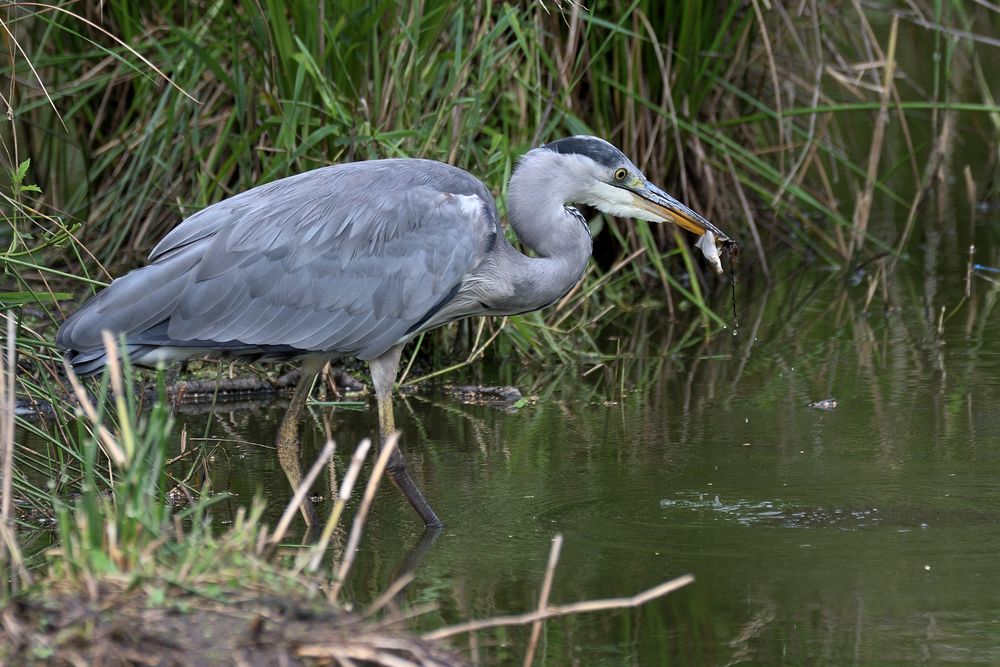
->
<box><xmin>57</xmin><ymin>135</ymin><xmax>735</xmax><ymax>527</ymax></box>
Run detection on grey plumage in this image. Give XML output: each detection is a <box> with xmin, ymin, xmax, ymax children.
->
<box><xmin>58</xmin><ymin>136</ymin><xmax>732</xmax><ymax>376</ymax></box>
<box><xmin>60</xmin><ymin>160</ymin><xmax>494</xmax><ymax>373</ymax></box>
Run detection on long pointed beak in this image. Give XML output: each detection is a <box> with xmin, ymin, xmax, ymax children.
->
<box><xmin>630</xmin><ymin>182</ymin><xmax>731</xmax><ymax>244</ymax></box>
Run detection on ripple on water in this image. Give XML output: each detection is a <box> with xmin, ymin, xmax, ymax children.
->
<box><xmin>659</xmin><ymin>492</ymin><xmax>884</xmax><ymax>530</ymax></box>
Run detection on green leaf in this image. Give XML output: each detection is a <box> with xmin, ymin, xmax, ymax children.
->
<box><xmin>0</xmin><ymin>291</ymin><xmax>73</xmax><ymax>305</ymax></box>
<box><xmin>12</xmin><ymin>158</ymin><xmax>30</xmax><ymax>185</ymax></box>
<box><xmin>147</xmin><ymin>586</ymin><xmax>167</xmax><ymax>606</ymax></box>
<box><xmin>306</xmin><ymin>400</ymin><xmax>367</xmax><ymax>411</ymax></box>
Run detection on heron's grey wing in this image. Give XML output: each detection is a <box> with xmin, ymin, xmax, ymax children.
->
<box><xmin>56</xmin><ymin>241</ymin><xmax>212</xmax><ymax>373</ymax></box>
<box><xmin>58</xmin><ymin>159</ymin><xmax>498</xmax><ymax>363</ymax></box>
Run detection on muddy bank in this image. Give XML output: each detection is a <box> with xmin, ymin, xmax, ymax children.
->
<box><xmin>2</xmin><ymin>580</ymin><xmax>463</xmax><ymax>666</ymax></box>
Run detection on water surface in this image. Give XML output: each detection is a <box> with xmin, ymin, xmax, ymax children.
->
<box><xmin>169</xmin><ymin>224</ymin><xmax>1000</xmax><ymax>664</ymax></box>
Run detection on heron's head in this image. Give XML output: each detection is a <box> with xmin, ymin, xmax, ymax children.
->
<box><xmin>519</xmin><ymin>135</ymin><xmax>731</xmax><ymax>245</ymax></box>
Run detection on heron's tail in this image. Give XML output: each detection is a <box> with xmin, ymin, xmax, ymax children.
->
<box><xmin>60</xmin><ymin>347</ymin><xmax>112</xmax><ymax>377</ymax></box>
<box><xmin>57</xmin><ymin>313</ymin><xmax>174</xmax><ymax>377</ymax></box>
<box><xmin>56</xmin><ymin>246</ymin><xmax>205</xmax><ymax>376</ymax></box>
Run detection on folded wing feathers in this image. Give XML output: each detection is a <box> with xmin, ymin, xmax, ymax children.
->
<box><xmin>58</xmin><ymin>160</ymin><xmax>497</xmax><ymax>369</ymax></box>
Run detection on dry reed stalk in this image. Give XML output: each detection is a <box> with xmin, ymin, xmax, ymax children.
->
<box><xmin>553</xmin><ymin>2</ymin><xmax>582</xmax><ymax>98</ymax></box>
<box><xmin>966</xmin><ymin>245</ymin><xmax>975</xmax><ymax>300</ymax></box>
<box><xmin>890</xmin><ymin>111</ymin><xmax>956</xmax><ymax>272</ymax></box>
<box><xmin>267</xmin><ymin>439</ymin><xmax>336</xmax><ymax>550</ymax></box>
<box><xmin>100</xmin><ymin>331</ymin><xmax>136</xmax><ymax>462</ymax></box>
<box><xmin>750</xmin><ymin>0</ymin><xmax>786</xmax><ymax>175</ymax></box>
<box><xmin>401</xmin><ymin>320</ymin><xmax>508</xmax><ymax>388</ymax></box>
<box><xmin>757</xmin><ymin>19</ymin><xmax>840</xmax><ymax>214</ymax></box>
<box><xmin>964</xmin><ymin>164</ymin><xmax>977</xmax><ymax>240</ymax></box>
<box><xmin>845</xmin><ymin>3</ymin><xmax>919</xmax><ymax>184</ymax></box>
<box><xmin>722</xmin><ymin>153</ymin><xmax>770</xmax><ymax>280</ymax></box>
<box><xmin>659</xmin><ymin>28</ymin><xmax>690</xmax><ymax>225</ymax></box>
<box><xmin>295</xmin><ymin>636</ymin><xmax>456</xmax><ymax>666</ymax></box>
<box><xmin>522</xmin><ymin>534</ymin><xmax>562</xmax><ymax>667</ymax></box>
<box><xmin>364</xmin><ymin>573</ymin><xmax>416</xmax><ymax>620</ymax></box>
<box><xmin>1</xmin><ymin>313</ymin><xmax>15</xmax><ymax>535</ymax></box>
<box><xmin>425</xmin><ymin>573</ymin><xmax>694</xmax><ymax>641</ymax></box>
<box><xmin>63</xmin><ymin>362</ymin><xmax>127</xmax><ymax>468</ymax></box>
<box><xmin>330</xmin><ymin>433</ymin><xmax>399</xmax><ymax>602</ymax></box>
<box><xmin>553</xmin><ymin>248</ymin><xmax>646</xmax><ymax>327</ymax></box>
<box><xmin>850</xmin><ymin>13</ymin><xmax>898</xmax><ymax>258</ymax></box>
<box><xmin>633</xmin><ymin>10</ymin><xmax>665</xmax><ymax>171</ymax></box>
<box><xmin>772</xmin><ymin>62</ymin><xmax>823</xmax><ymax>210</ymax></box>
<box><xmin>301</xmin><ymin>437</ymin><xmax>372</xmax><ymax>574</ymax></box>
<box><xmin>863</xmin><ymin>262</ymin><xmax>883</xmax><ymax>313</ymax></box>
<box><xmin>1</xmin><ymin>312</ymin><xmax>30</xmax><ymax>592</ymax></box>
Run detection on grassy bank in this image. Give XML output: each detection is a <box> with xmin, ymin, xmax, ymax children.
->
<box><xmin>0</xmin><ymin>323</ymin><xmax>464</xmax><ymax>663</ymax></box>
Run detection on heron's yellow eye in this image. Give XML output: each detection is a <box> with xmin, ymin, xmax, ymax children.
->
<box><xmin>613</xmin><ymin>168</ymin><xmax>628</xmax><ymax>181</ymax></box>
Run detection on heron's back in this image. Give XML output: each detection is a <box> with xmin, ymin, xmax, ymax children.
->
<box><xmin>58</xmin><ymin>159</ymin><xmax>499</xmax><ymax>375</ymax></box>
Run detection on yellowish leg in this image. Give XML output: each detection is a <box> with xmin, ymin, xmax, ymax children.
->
<box><xmin>275</xmin><ymin>361</ymin><xmax>323</xmax><ymax>528</ymax></box>
<box><xmin>370</xmin><ymin>346</ymin><xmax>442</xmax><ymax>528</ymax></box>
<box><xmin>377</xmin><ymin>394</ymin><xmax>396</xmax><ymax>437</ymax></box>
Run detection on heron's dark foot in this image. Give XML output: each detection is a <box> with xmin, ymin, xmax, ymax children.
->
<box><xmin>368</xmin><ymin>348</ymin><xmax>444</xmax><ymax>528</ymax></box>
<box><xmin>389</xmin><ymin>526</ymin><xmax>443</xmax><ymax>588</ymax></box>
<box><xmin>386</xmin><ymin>446</ymin><xmax>443</xmax><ymax>528</ymax></box>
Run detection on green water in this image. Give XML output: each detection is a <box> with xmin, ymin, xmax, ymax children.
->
<box><xmin>162</xmin><ymin>221</ymin><xmax>1000</xmax><ymax>664</ymax></box>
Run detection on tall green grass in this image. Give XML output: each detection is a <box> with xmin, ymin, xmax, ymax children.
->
<box><xmin>4</xmin><ymin>2</ymin><xmax>998</xmax><ymax>341</ymax></box>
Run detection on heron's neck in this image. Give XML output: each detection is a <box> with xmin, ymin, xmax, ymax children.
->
<box><xmin>504</xmin><ymin>163</ymin><xmax>593</xmax><ymax>306</ymax></box>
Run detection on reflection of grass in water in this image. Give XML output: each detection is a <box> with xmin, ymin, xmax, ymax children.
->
<box><xmin>308</xmin><ymin>400</ymin><xmax>368</xmax><ymax>411</ymax></box>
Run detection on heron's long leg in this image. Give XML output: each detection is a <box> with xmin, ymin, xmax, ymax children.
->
<box><xmin>275</xmin><ymin>359</ymin><xmax>324</xmax><ymax>529</ymax></box>
<box><xmin>370</xmin><ymin>346</ymin><xmax>443</xmax><ymax>528</ymax></box>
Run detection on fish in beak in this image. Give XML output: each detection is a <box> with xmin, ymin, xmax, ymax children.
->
<box><xmin>630</xmin><ymin>181</ymin><xmax>737</xmax><ymax>275</ymax></box>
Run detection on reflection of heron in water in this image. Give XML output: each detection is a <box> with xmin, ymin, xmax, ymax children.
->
<box><xmin>58</xmin><ymin>136</ymin><xmax>734</xmax><ymax>527</ymax></box>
